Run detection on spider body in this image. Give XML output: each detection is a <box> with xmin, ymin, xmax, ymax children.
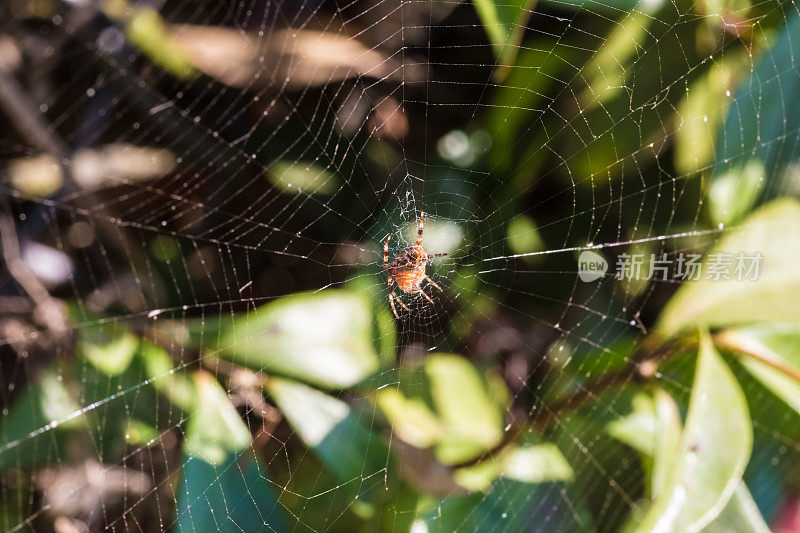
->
<box><xmin>383</xmin><ymin>212</ymin><xmax>447</xmax><ymax>318</ymax></box>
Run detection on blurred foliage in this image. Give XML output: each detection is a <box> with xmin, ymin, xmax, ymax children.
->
<box><xmin>1</xmin><ymin>0</ymin><xmax>800</xmax><ymax>529</ymax></box>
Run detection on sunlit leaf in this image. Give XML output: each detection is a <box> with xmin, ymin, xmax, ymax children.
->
<box><xmin>124</xmin><ymin>420</ymin><xmax>159</xmax><ymax>447</ymax></box>
<box><xmin>269</xmin><ymin>161</ymin><xmax>340</xmax><ymax>195</ymax></box>
<box><xmin>473</xmin><ymin>0</ymin><xmax>537</xmax><ymax>72</ymax></box>
<box><xmin>605</xmin><ymin>390</ymin><xmax>659</xmax><ymax>456</ymax></box>
<box><xmin>636</xmin><ymin>333</ymin><xmax>752</xmax><ymax>532</ymax></box>
<box><xmin>501</xmin><ymin>442</ymin><xmax>574</xmax><ymax>484</ymax></box>
<box><xmin>704</xmin><ymin>483</ymin><xmax>770</xmax><ymax>533</ymax></box>
<box><xmin>649</xmin><ymin>389</ymin><xmax>682</xmax><ymax>499</ymax></box>
<box><xmin>78</xmin><ymin>323</ymin><xmax>139</xmax><ymax>377</ymax></box>
<box><xmin>377</xmin><ymin>354</ymin><xmax>507</xmax><ymax>465</ymax></box>
<box><xmin>126</xmin><ymin>7</ymin><xmax>196</xmax><ymax>78</ymax></box>
<box><xmin>580</xmin><ymin>11</ymin><xmax>653</xmax><ymax>109</ymax></box>
<box><xmin>183</xmin><ymin>371</ymin><xmax>251</xmax><ymax>465</ymax></box>
<box><xmin>266</xmin><ymin>377</ymin><xmax>389</xmax><ymax>484</ymax></box>
<box><xmin>506</xmin><ymin>214</ymin><xmax>544</xmax><ymax>256</ymax></box>
<box><xmin>674</xmin><ymin>52</ymin><xmax>750</xmax><ymax>176</ymax></box>
<box><xmin>657</xmin><ymin>198</ymin><xmax>800</xmax><ymax>338</ymax></box>
<box><xmin>218</xmin><ymin>290</ymin><xmax>380</xmax><ymax>389</ymax></box>
<box><xmin>7</xmin><ymin>154</ymin><xmax>63</xmax><ymax>197</ymax></box>
<box><xmin>0</xmin><ymin>370</ymin><xmax>86</xmax><ymax>469</ymax></box>
<box><xmin>169</xmin><ymin>25</ymin><xmax>420</xmax><ymax>90</ymax></box>
<box><xmin>716</xmin><ymin>323</ymin><xmax>800</xmax><ymax>414</ymax></box>
<box><xmin>452</xmin><ymin>441</ymin><xmax>574</xmax><ymax>492</ymax></box>
<box><xmin>707</xmin><ymin>159</ymin><xmax>766</xmax><ymax>226</ymax></box>
<box><xmin>72</xmin><ymin>144</ymin><xmax>177</xmax><ymax>189</ymax></box>
<box><xmin>376</xmin><ymin>388</ymin><xmax>443</xmax><ymax>448</ymax></box>
<box><xmin>426</xmin><ymin>354</ymin><xmax>507</xmax><ymax>464</ymax></box>
<box><xmin>402</xmin><ymin>217</ymin><xmax>464</xmax><ymax>257</ymax></box>
<box><xmin>606</xmin><ymin>389</ymin><xmax>682</xmax><ymax>500</ymax></box>
<box><xmin>140</xmin><ymin>341</ymin><xmax>197</xmax><ymax>412</ymax></box>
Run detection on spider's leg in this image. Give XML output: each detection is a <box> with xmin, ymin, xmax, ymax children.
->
<box><xmin>427</xmin><ymin>252</ymin><xmax>448</xmax><ymax>259</ymax></box>
<box><xmin>394</xmin><ymin>293</ymin><xmax>410</xmax><ymax>311</ymax></box>
<box><xmin>419</xmin><ymin>288</ymin><xmax>434</xmax><ymax>304</ymax></box>
<box><xmin>416</xmin><ymin>212</ymin><xmax>425</xmax><ymax>246</ymax></box>
<box><xmin>383</xmin><ymin>234</ymin><xmax>391</xmax><ymax>268</ymax></box>
<box><xmin>388</xmin><ymin>277</ymin><xmax>408</xmax><ymax>317</ymax></box>
<box><xmin>424</xmin><ymin>275</ymin><xmax>442</xmax><ymax>291</ymax></box>
<box><xmin>387</xmin><ymin>277</ymin><xmax>400</xmax><ymax>318</ymax></box>
<box><xmin>389</xmin><ymin>293</ymin><xmax>399</xmax><ymax>318</ymax></box>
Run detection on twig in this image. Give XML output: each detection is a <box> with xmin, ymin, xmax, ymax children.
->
<box><xmin>0</xmin><ymin>214</ymin><xmax>68</xmax><ymax>334</ymax></box>
<box><xmin>0</xmin><ymin>60</ymin><xmax>69</xmax><ymax>161</ymax></box>
<box><xmin>451</xmin><ymin>336</ymin><xmax>685</xmax><ymax>469</ymax></box>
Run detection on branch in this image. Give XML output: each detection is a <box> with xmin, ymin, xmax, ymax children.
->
<box><xmin>0</xmin><ymin>214</ymin><xmax>68</xmax><ymax>334</ymax></box>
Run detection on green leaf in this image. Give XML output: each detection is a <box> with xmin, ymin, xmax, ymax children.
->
<box><xmin>0</xmin><ymin>369</ymin><xmax>86</xmax><ymax>469</ymax></box>
<box><xmin>177</xmin><ymin>456</ymin><xmax>288</xmax><ymax>533</ymax></box>
<box><xmin>605</xmin><ymin>388</ymin><xmax>682</xmax><ymax>502</ymax></box>
<box><xmin>473</xmin><ymin>0</ymin><xmax>537</xmax><ymax>72</ymax></box>
<box><xmin>713</xmin><ymin>12</ymin><xmax>800</xmax><ymax>218</ymax></box>
<box><xmin>425</xmin><ymin>355</ymin><xmax>506</xmax><ymax>464</ymax></box>
<box><xmin>79</xmin><ymin>323</ymin><xmax>139</xmax><ymax>376</ymax></box>
<box><xmin>605</xmin><ymin>387</ymin><xmax>682</xmax><ymax>500</ymax></box>
<box><xmin>674</xmin><ymin>51</ymin><xmax>750</xmax><ymax>176</ymax></box>
<box><xmin>501</xmin><ymin>442</ymin><xmax>574</xmax><ymax>484</ymax></box>
<box><xmin>538</xmin><ymin>0</ymin><xmax>643</xmax><ymax>11</ymax></box>
<box><xmin>580</xmin><ymin>11</ymin><xmax>653</xmax><ymax>110</ymax></box>
<box><xmin>649</xmin><ymin>389</ymin><xmax>682</xmax><ymax>499</ymax></box>
<box><xmin>183</xmin><ymin>371</ymin><xmax>251</xmax><ymax>465</ymax></box>
<box><xmin>265</xmin><ymin>377</ymin><xmax>389</xmax><ymax>484</ymax></box>
<box><xmin>506</xmin><ymin>214</ymin><xmax>544</xmax><ymax>257</ymax></box>
<box><xmin>704</xmin><ymin>483</ymin><xmax>770</xmax><ymax>533</ymax></box>
<box><xmin>140</xmin><ymin>341</ymin><xmax>197</xmax><ymax>411</ymax></box>
<box><xmin>487</xmin><ymin>42</ymin><xmax>575</xmax><ymax>175</ymax></box>
<box><xmin>453</xmin><ymin>441</ymin><xmax>574</xmax><ymax>491</ymax></box>
<box><xmin>417</xmin><ymin>476</ymin><xmax>592</xmax><ymax>532</ymax></box>
<box><xmin>605</xmin><ymin>391</ymin><xmax>659</xmax><ymax>457</ymax></box>
<box><xmin>124</xmin><ymin>420</ymin><xmax>159</xmax><ymax>447</ymax></box>
<box><xmin>636</xmin><ymin>333</ymin><xmax>752</xmax><ymax>532</ymax></box>
<box><xmin>656</xmin><ymin>198</ymin><xmax>800</xmax><ymax>338</ymax></box>
<box><xmin>344</xmin><ymin>275</ymin><xmax>398</xmax><ymax>366</ymax></box>
<box><xmin>178</xmin><ymin>375</ymin><xmax>286</xmax><ymax>533</ymax></box>
<box><xmin>707</xmin><ymin>159</ymin><xmax>766</xmax><ymax>227</ymax></box>
<box><xmin>125</xmin><ymin>7</ymin><xmax>196</xmax><ymax>79</ymax></box>
<box><xmin>269</xmin><ymin>161</ymin><xmax>341</xmax><ymax>195</ymax></box>
<box><xmin>218</xmin><ymin>290</ymin><xmax>381</xmax><ymax>389</ymax></box>
<box><xmin>377</xmin><ymin>354</ymin><xmax>507</xmax><ymax>465</ymax></box>
<box><xmin>716</xmin><ymin>323</ymin><xmax>800</xmax><ymax>414</ymax></box>
<box><xmin>177</xmin><ymin>371</ymin><xmax>287</xmax><ymax>531</ymax></box>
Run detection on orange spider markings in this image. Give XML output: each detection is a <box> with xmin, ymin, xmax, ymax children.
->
<box><xmin>383</xmin><ymin>212</ymin><xmax>447</xmax><ymax>318</ymax></box>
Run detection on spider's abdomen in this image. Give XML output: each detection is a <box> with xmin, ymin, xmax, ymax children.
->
<box><xmin>394</xmin><ymin>269</ymin><xmax>426</xmax><ymax>293</ymax></box>
<box><xmin>387</xmin><ymin>244</ymin><xmax>428</xmax><ymax>293</ymax></box>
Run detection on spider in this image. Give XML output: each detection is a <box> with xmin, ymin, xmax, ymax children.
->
<box><xmin>383</xmin><ymin>212</ymin><xmax>447</xmax><ymax>318</ymax></box>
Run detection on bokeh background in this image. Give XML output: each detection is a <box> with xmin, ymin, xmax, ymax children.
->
<box><xmin>1</xmin><ymin>0</ymin><xmax>800</xmax><ymax>530</ymax></box>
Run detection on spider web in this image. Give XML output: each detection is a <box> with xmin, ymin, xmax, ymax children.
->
<box><xmin>0</xmin><ymin>0</ymin><xmax>798</xmax><ymax>530</ymax></box>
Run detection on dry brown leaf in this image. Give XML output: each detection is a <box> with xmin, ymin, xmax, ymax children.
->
<box><xmin>168</xmin><ymin>25</ymin><xmax>423</xmax><ymax>90</ymax></box>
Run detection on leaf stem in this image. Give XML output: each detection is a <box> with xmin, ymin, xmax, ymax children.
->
<box><xmin>714</xmin><ymin>331</ymin><xmax>800</xmax><ymax>386</ymax></box>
